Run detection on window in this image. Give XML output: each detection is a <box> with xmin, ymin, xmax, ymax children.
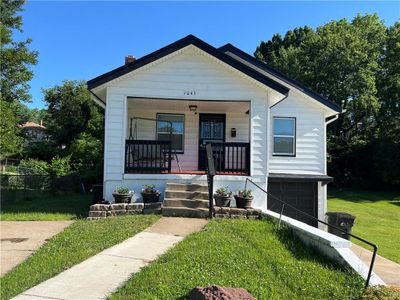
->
<box><xmin>156</xmin><ymin>114</ymin><xmax>185</xmax><ymax>153</ymax></box>
<box><xmin>273</xmin><ymin>117</ymin><xmax>295</xmax><ymax>156</ymax></box>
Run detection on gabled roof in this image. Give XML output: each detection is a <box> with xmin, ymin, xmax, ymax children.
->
<box><xmin>87</xmin><ymin>34</ymin><xmax>341</xmax><ymax>113</ymax></box>
<box><xmin>218</xmin><ymin>43</ymin><xmax>342</xmax><ymax>113</ymax></box>
<box><xmin>87</xmin><ymin>35</ymin><xmax>289</xmax><ymax>95</ymax></box>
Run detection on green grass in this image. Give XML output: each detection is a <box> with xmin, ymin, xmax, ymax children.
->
<box><xmin>110</xmin><ymin>219</ymin><xmax>364</xmax><ymax>300</ymax></box>
<box><xmin>328</xmin><ymin>188</ymin><xmax>400</xmax><ymax>263</ymax></box>
<box><xmin>0</xmin><ymin>191</ymin><xmax>91</xmax><ymax>220</ymax></box>
<box><xmin>0</xmin><ymin>215</ymin><xmax>160</xmax><ymax>300</ymax></box>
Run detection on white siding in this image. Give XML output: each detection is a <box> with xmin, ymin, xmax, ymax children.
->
<box><xmin>269</xmin><ymin>93</ymin><xmax>325</xmax><ymax>174</ymax></box>
<box><xmin>103</xmin><ymin>45</ymin><xmax>272</xmax><ymax>200</ymax></box>
<box><xmin>106</xmin><ymin>45</ymin><xmax>270</xmax><ymax>102</ymax></box>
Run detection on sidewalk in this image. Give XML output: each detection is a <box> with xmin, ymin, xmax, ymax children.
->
<box><xmin>1</xmin><ymin>221</ymin><xmax>73</xmax><ymax>275</ymax></box>
<box><xmin>352</xmin><ymin>244</ymin><xmax>400</xmax><ymax>287</ymax></box>
<box><xmin>12</xmin><ymin>217</ymin><xmax>208</xmax><ymax>300</ymax></box>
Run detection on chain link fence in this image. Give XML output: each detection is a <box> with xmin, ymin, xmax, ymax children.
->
<box><xmin>0</xmin><ymin>173</ymin><xmax>84</xmax><ymax>201</ymax></box>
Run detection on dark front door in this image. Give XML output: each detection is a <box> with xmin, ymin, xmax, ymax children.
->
<box><xmin>198</xmin><ymin>114</ymin><xmax>226</xmax><ymax>170</ymax></box>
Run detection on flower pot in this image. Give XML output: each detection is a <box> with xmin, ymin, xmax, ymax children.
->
<box><xmin>213</xmin><ymin>194</ymin><xmax>231</xmax><ymax>207</ymax></box>
<box><xmin>141</xmin><ymin>192</ymin><xmax>160</xmax><ymax>203</ymax></box>
<box><xmin>112</xmin><ymin>193</ymin><xmax>132</xmax><ymax>204</ymax></box>
<box><xmin>234</xmin><ymin>195</ymin><xmax>253</xmax><ymax>209</ymax></box>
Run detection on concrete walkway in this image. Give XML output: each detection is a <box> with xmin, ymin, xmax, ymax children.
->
<box><xmin>12</xmin><ymin>217</ymin><xmax>208</xmax><ymax>300</ymax></box>
<box><xmin>352</xmin><ymin>244</ymin><xmax>400</xmax><ymax>287</ymax></box>
<box><xmin>1</xmin><ymin>221</ymin><xmax>73</xmax><ymax>275</ymax></box>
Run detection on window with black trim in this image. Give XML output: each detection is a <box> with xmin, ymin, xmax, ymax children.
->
<box><xmin>156</xmin><ymin>114</ymin><xmax>185</xmax><ymax>153</ymax></box>
<box><xmin>273</xmin><ymin>117</ymin><xmax>296</xmax><ymax>156</ymax></box>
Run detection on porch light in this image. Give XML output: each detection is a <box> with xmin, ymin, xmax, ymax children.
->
<box><xmin>189</xmin><ymin>105</ymin><xmax>198</xmax><ymax>113</ymax></box>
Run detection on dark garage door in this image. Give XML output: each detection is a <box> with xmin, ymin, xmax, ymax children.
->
<box><xmin>268</xmin><ymin>181</ymin><xmax>318</xmax><ymax>227</ymax></box>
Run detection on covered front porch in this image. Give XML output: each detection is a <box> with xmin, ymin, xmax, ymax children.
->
<box><xmin>124</xmin><ymin>98</ymin><xmax>251</xmax><ymax>176</ymax></box>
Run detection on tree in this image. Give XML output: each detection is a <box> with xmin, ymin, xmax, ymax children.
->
<box><xmin>0</xmin><ymin>0</ymin><xmax>38</xmax><ymax>103</ymax></box>
<box><xmin>255</xmin><ymin>14</ymin><xmax>399</xmax><ymax>189</ymax></box>
<box><xmin>17</xmin><ymin>103</ymin><xmax>49</xmax><ymax>124</ymax></box>
<box><xmin>376</xmin><ymin>22</ymin><xmax>400</xmax><ymax>142</ymax></box>
<box><xmin>0</xmin><ymin>101</ymin><xmax>22</xmax><ymax>158</ymax></box>
<box><xmin>255</xmin><ymin>14</ymin><xmax>387</xmax><ymax>140</ymax></box>
<box><xmin>0</xmin><ymin>0</ymin><xmax>38</xmax><ymax>158</ymax></box>
<box><xmin>43</xmin><ymin>80</ymin><xmax>104</xmax><ymax>148</ymax></box>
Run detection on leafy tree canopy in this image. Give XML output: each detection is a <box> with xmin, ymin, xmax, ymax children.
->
<box><xmin>0</xmin><ymin>0</ymin><xmax>38</xmax><ymax>104</ymax></box>
<box><xmin>43</xmin><ymin>80</ymin><xmax>104</xmax><ymax>148</ymax></box>
<box><xmin>255</xmin><ymin>14</ymin><xmax>389</xmax><ymax>139</ymax></box>
<box><xmin>255</xmin><ymin>14</ymin><xmax>400</xmax><ymax>189</ymax></box>
<box><xmin>0</xmin><ymin>0</ymin><xmax>38</xmax><ymax>158</ymax></box>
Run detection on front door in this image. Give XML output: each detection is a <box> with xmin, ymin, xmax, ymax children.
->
<box><xmin>198</xmin><ymin>114</ymin><xmax>226</xmax><ymax>170</ymax></box>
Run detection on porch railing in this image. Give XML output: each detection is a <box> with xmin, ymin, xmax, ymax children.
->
<box><xmin>125</xmin><ymin>140</ymin><xmax>172</xmax><ymax>173</ymax></box>
<box><xmin>211</xmin><ymin>142</ymin><xmax>250</xmax><ymax>175</ymax></box>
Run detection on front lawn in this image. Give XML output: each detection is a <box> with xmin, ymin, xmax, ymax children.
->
<box><xmin>0</xmin><ymin>191</ymin><xmax>91</xmax><ymax>220</ymax></box>
<box><xmin>111</xmin><ymin>219</ymin><xmax>364</xmax><ymax>300</ymax></box>
<box><xmin>328</xmin><ymin>188</ymin><xmax>400</xmax><ymax>263</ymax></box>
<box><xmin>0</xmin><ymin>215</ymin><xmax>160</xmax><ymax>300</ymax></box>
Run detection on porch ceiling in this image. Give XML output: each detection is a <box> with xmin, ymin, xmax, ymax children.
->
<box><xmin>128</xmin><ymin>98</ymin><xmax>250</xmax><ymax>113</ymax></box>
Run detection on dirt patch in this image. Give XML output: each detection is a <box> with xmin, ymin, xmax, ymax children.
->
<box><xmin>189</xmin><ymin>285</ymin><xmax>256</xmax><ymax>300</ymax></box>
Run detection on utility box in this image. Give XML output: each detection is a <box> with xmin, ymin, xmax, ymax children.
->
<box><xmin>326</xmin><ymin>212</ymin><xmax>356</xmax><ymax>240</ymax></box>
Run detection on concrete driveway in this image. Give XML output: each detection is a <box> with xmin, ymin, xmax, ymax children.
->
<box><xmin>0</xmin><ymin>221</ymin><xmax>73</xmax><ymax>275</ymax></box>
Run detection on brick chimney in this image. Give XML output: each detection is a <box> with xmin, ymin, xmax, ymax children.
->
<box><xmin>125</xmin><ymin>55</ymin><xmax>136</xmax><ymax>65</ymax></box>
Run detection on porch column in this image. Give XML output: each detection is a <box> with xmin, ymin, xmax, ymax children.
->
<box><xmin>249</xmin><ymin>97</ymin><xmax>269</xmax><ymax>209</ymax></box>
<box><xmin>103</xmin><ymin>88</ymin><xmax>127</xmax><ymax>201</ymax></box>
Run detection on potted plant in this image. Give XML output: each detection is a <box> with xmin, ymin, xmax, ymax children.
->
<box><xmin>234</xmin><ymin>188</ymin><xmax>253</xmax><ymax>209</ymax></box>
<box><xmin>141</xmin><ymin>184</ymin><xmax>161</xmax><ymax>203</ymax></box>
<box><xmin>113</xmin><ymin>186</ymin><xmax>133</xmax><ymax>203</ymax></box>
<box><xmin>213</xmin><ymin>187</ymin><xmax>232</xmax><ymax>207</ymax></box>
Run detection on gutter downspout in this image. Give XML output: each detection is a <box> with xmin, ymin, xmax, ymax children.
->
<box><xmin>321</xmin><ymin>111</ymin><xmax>341</xmax><ymax>218</ymax></box>
<box><xmin>325</xmin><ymin>108</ymin><xmax>345</xmax><ymax>126</ymax></box>
<box><xmin>325</xmin><ymin>114</ymin><xmax>339</xmax><ymax>126</ymax></box>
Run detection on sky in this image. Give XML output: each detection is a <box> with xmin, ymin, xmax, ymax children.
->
<box><xmin>16</xmin><ymin>1</ymin><xmax>400</xmax><ymax>109</ymax></box>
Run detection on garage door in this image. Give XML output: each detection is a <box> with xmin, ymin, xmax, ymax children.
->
<box><xmin>267</xmin><ymin>182</ymin><xmax>318</xmax><ymax>227</ymax></box>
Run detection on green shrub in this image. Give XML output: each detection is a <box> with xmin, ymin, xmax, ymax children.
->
<box><xmin>18</xmin><ymin>159</ymin><xmax>49</xmax><ymax>175</ymax></box>
<box><xmin>49</xmin><ymin>156</ymin><xmax>71</xmax><ymax>176</ymax></box>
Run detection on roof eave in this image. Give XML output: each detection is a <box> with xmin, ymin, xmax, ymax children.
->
<box><xmin>87</xmin><ymin>35</ymin><xmax>289</xmax><ymax>96</ymax></box>
<box><xmin>219</xmin><ymin>43</ymin><xmax>342</xmax><ymax>113</ymax></box>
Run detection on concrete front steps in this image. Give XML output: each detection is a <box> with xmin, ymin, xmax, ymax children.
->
<box><xmin>162</xmin><ymin>182</ymin><xmax>210</xmax><ymax>218</ymax></box>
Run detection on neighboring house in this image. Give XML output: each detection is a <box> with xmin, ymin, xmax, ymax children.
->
<box><xmin>20</xmin><ymin>121</ymin><xmax>48</xmax><ymax>143</ymax></box>
<box><xmin>87</xmin><ymin>35</ymin><xmax>341</xmax><ymax>225</ymax></box>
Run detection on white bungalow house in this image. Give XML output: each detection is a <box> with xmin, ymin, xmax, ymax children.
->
<box><xmin>87</xmin><ymin>35</ymin><xmax>341</xmax><ymax>225</ymax></box>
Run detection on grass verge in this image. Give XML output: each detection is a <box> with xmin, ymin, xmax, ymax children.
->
<box><xmin>328</xmin><ymin>188</ymin><xmax>400</xmax><ymax>263</ymax></box>
<box><xmin>0</xmin><ymin>215</ymin><xmax>160</xmax><ymax>300</ymax></box>
<box><xmin>0</xmin><ymin>191</ymin><xmax>91</xmax><ymax>220</ymax></box>
<box><xmin>111</xmin><ymin>219</ymin><xmax>364</xmax><ymax>300</ymax></box>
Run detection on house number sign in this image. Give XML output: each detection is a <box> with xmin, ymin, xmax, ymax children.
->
<box><xmin>184</xmin><ymin>90</ymin><xmax>196</xmax><ymax>95</ymax></box>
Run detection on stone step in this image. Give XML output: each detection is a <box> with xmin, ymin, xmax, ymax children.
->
<box><xmin>162</xmin><ymin>207</ymin><xmax>209</xmax><ymax>218</ymax></box>
<box><xmin>164</xmin><ymin>190</ymin><xmax>209</xmax><ymax>200</ymax></box>
<box><xmin>163</xmin><ymin>198</ymin><xmax>209</xmax><ymax>209</ymax></box>
<box><xmin>166</xmin><ymin>182</ymin><xmax>208</xmax><ymax>192</ymax></box>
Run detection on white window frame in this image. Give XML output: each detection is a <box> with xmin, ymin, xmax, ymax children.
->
<box><xmin>156</xmin><ymin>113</ymin><xmax>185</xmax><ymax>153</ymax></box>
<box><xmin>273</xmin><ymin>117</ymin><xmax>296</xmax><ymax>156</ymax></box>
